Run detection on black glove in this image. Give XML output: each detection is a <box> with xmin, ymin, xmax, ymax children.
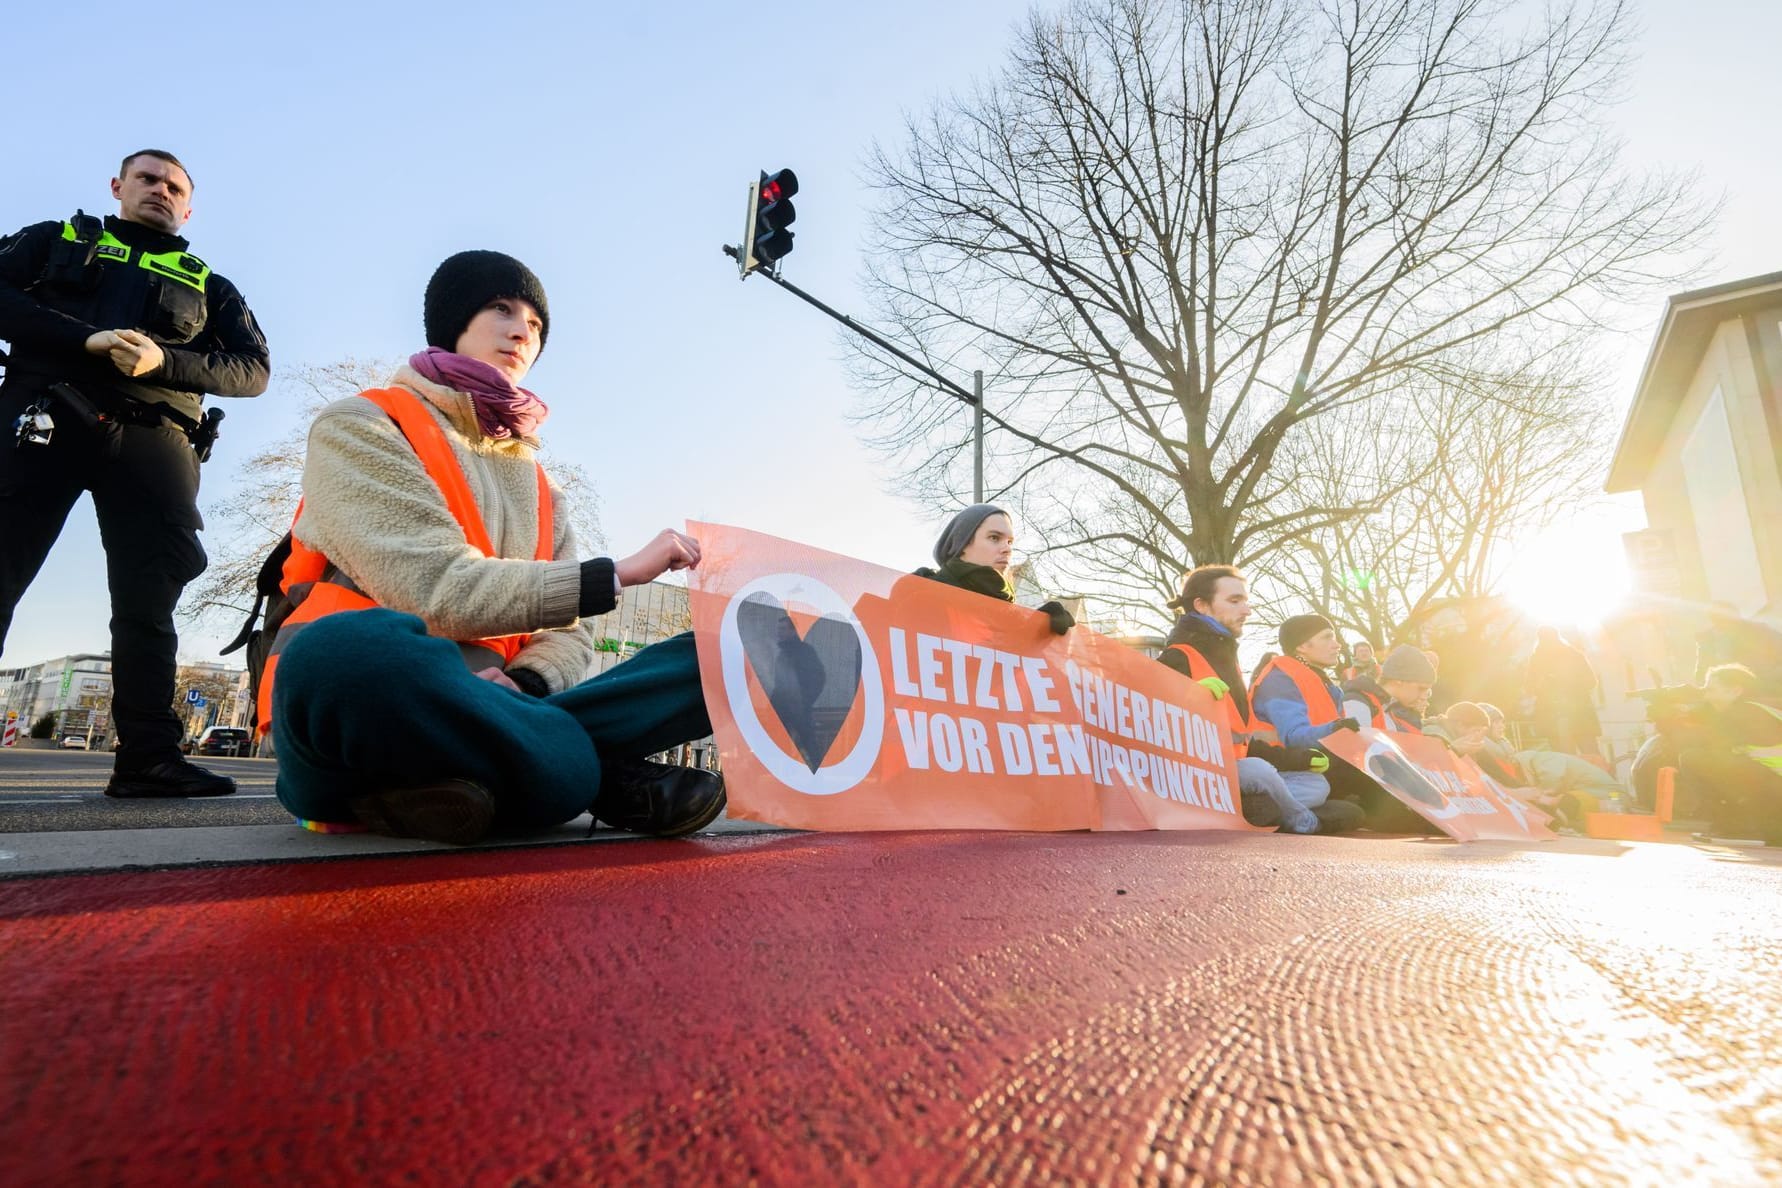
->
<box><xmin>1328</xmin><ymin>718</ymin><xmax>1362</xmax><ymax>732</ymax></box>
<box><xmin>506</xmin><ymin>668</ymin><xmax>551</xmax><ymax>698</ymax></box>
<box><xmin>1038</xmin><ymin>599</ymin><xmax>1075</xmax><ymax>636</ymax></box>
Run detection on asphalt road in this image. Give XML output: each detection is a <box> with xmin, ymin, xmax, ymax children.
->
<box><xmin>0</xmin><ymin>747</ymin><xmax>767</xmax><ymax>877</ymax></box>
<box><xmin>0</xmin><ymin>748</ymin><xmax>284</xmax><ymax>832</ymax></box>
<box><xmin>6</xmin><ymin>830</ymin><xmax>1781</xmax><ymax>1184</ymax></box>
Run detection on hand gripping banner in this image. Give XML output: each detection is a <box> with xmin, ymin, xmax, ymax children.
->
<box><xmin>686</xmin><ymin>523</ymin><xmax>1259</xmax><ymax>833</ymax></box>
<box><xmin>1318</xmin><ymin>728</ymin><xmax>1556</xmax><ymax>842</ymax></box>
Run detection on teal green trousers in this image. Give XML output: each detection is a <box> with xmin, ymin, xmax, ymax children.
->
<box><xmin>272</xmin><ymin>609</ymin><xmax>711</xmax><ymax>827</ymax></box>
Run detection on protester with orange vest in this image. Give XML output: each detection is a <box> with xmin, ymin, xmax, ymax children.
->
<box><xmin>1252</xmin><ymin>616</ymin><xmax>1359</xmax><ymax>746</ymax></box>
<box><xmin>1159</xmin><ymin>566</ymin><xmax>1352</xmax><ymax>834</ymax></box>
<box><xmin>1372</xmin><ymin>645</ymin><xmax>1438</xmax><ymax>733</ymax></box>
<box><xmin>1341</xmin><ymin>640</ymin><xmax>1378</xmax><ymax>684</ymax></box>
<box><xmin>1254</xmin><ymin>623</ymin><xmax>1432</xmax><ymax>837</ymax></box>
<box><xmin>265</xmin><ymin>251</ymin><xmax>723</xmax><ymax>844</ymax></box>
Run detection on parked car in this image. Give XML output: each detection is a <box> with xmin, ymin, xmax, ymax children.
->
<box><xmin>59</xmin><ymin>734</ymin><xmax>90</xmax><ymax>750</ymax></box>
<box><xmin>193</xmin><ymin>726</ymin><xmax>252</xmax><ymax>758</ymax></box>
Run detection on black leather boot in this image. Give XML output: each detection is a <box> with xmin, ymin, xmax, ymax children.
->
<box><xmin>594</xmin><ymin>759</ymin><xmax>726</xmax><ymax>837</ymax></box>
<box><xmin>348</xmin><ymin>779</ymin><xmax>495</xmax><ymax>845</ymax></box>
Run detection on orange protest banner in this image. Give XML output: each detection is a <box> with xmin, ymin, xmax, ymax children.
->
<box><xmin>687</xmin><ymin>523</ymin><xmax>1259</xmax><ymax>833</ymax></box>
<box><xmin>1319</xmin><ymin>729</ymin><xmax>1556</xmax><ymax>842</ymax></box>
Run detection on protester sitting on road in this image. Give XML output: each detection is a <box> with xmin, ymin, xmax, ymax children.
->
<box><xmin>1342</xmin><ymin>644</ymin><xmax>1442</xmax><ymax>832</ymax></box>
<box><xmin>1423</xmin><ymin>700</ymin><xmax>1490</xmax><ymax>754</ymax></box>
<box><xmin>914</xmin><ymin>504</ymin><xmax>1073</xmax><ymax>634</ymax></box>
<box><xmin>1342</xmin><ymin>640</ymin><xmax>1378</xmax><ymax>684</ymax></box>
<box><xmin>263</xmin><ymin>251</ymin><xmax>724</xmax><ymax>844</ymax></box>
<box><xmin>1680</xmin><ymin>664</ymin><xmax>1782</xmax><ymax>846</ymax></box>
<box><xmin>1159</xmin><ymin>574</ymin><xmax>1348</xmax><ymax>835</ymax></box>
<box><xmin>1429</xmin><ymin>701</ymin><xmax>1587</xmax><ymax>828</ymax></box>
<box><xmin>1342</xmin><ymin>659</ymin><xmax>1389</xmax><ymax>728</ymax></box>
<box><xmin>1253</xmin><ymin>616</ymin><xmax>1362</xmax><ymax>746</ymax></box>
<box><xmin>1247</xmin><ymin>615</ymin><xmax>1366</xmax><ymax>834</ymax></box>
<box><xmin>1474</xmin><ymin>703</ymin><xmax>1531</xmax><ymax>786</ymax></box>
<box><xmin>1475</xmin><ymin>701</ymin><xmax>1598</xmax><ymax>812</ymax></box>
<box><xmin>1373</xmin><ymin>645</ymin><xmax>1436</xmax><ymax>733</ymax></box>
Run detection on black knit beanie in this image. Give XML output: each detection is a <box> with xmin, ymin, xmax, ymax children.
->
<box><xmin>423</xmin><ymin>250</ymin><xmax>550</xmax><ymax>355</ymax></box>
<box><xmin>1278</xmin><ymin>613</ymin><xmax>1335</xmax><ymax>655</ymax></box>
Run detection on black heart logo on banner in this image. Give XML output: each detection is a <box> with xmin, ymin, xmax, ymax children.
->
<box><xmin>736</xmin><ymin>593</ymin><xmax>864</xmax><ymax>772</ymax></box>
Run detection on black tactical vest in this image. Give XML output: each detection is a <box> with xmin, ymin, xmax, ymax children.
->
<box><xmin>33</xmin><ymin>212</ymin><xmax>210</xmax><ymax>346</ymax></box>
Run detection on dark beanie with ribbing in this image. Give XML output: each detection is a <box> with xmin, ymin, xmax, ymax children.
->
<box><xmin>1278</xmin><ymin>613</ymin><xmax>1335</xmax><ymax>655</ymax></box>
<box><xmin>423</xmin><ymin>250</ymin><xmax>550</xmax><ymax>355</ymax></box>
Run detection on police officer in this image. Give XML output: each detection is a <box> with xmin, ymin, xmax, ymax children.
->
<box><xmin>0</xmin><ymin>150</ymin><xmax>269</xmax><ymax>797</ymax></box>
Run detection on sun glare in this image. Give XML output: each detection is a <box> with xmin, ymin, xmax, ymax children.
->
<box><xmin>1504</xmin><ymin>518</ymin><xmax>1635</xmax><ymax>630</ymax></box>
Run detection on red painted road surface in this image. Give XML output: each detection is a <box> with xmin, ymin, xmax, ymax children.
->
<box><xmin>4</xmin><ymin>832</ymin><xmax>1780</xmax><ymax>1185</ymax></box>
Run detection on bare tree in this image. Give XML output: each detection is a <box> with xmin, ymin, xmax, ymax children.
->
<box><xmin>180</xmin><ymin>360</ymin><xmax>605</xmax><ymax>631</ymax></box>
<box><xmin>854</xmin><ymin>0</ymin><xmax>1705</xmax><ymax>625</ymax></box>
<box><xmin>1264</xmin><ymin>353</ymin><xmax>1606</xmax><ymax>645</ymax></box>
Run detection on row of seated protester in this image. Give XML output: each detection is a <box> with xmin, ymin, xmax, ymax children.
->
<box><xmin>249</xmin><ymin>249</ymin><xmax>1779</xmax><ymax>848</ymax></box>
<box><xmin>1143</xmin><ymin>559</ymin><xmax>1780</xmax><ymax>843</ymax></box>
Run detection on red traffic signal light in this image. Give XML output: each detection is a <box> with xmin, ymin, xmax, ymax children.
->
<box><xmin>760</xmin><ymin>171</ymin><xmax>797</xmax><ymax>205</ymax></box>
<box><xmin>741</xmin><ymin>168</ymin><xmax>799</xmax><ymax>276</ymax></box>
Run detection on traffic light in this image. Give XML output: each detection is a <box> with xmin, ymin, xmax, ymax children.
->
<box><xmin>740</xmin><ymin>168</ymin><xmax>798</xmax><ymax>277</ymax></box>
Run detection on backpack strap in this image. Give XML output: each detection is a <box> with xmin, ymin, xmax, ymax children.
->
<box><xmin>219</xmin><ymin>532</ymin><xmax>295</xmax><ymax>656</ymax></box>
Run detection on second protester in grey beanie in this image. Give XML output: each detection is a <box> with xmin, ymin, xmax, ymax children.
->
<box><xmin>914</xmin><ymin>505</ymin><xmax>1074</xmax><ymax>635</ymax></box>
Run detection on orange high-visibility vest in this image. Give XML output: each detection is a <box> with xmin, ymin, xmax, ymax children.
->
<box><xmin>1166</xmin><ymin>643</ymin><xmax>1257</xmax><ymax>758</ymax></box>
<box><xmin>1376</xmin><ymin>707</ymin><xmax>1423</xmax><ymax>734</ymax></box>
<box><xmin>255</xmin><ymin>387</ymin><xmax>554</xmax><ymax>735</ymax></box>
<box><xmin>1249</xmin><ymin>655</ymin><xmax>1342</xmax><ymax>746</ymax></box>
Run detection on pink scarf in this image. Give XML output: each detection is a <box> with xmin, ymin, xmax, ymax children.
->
<box><xmin>408</xmin><ymin>347</ymin><xmax>549</xmax><ymax>441</ymax></box>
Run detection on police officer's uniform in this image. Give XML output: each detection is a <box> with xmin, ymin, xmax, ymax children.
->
<box><xmin>0</xmin><ymin>211</ymin><xmax>269</xmax><ymax>793</ymax></box>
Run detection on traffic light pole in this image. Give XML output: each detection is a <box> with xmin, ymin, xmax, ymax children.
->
<box><xmin>723</xmin><ymin>244</ymin><xmax>985</xmax><ymax>502</ymax></box>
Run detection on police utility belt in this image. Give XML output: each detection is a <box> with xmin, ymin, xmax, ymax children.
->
<box><xmin>13</xmin><ymin>382</ymin><xmax>224</xmax><ymax>462</ymax></box>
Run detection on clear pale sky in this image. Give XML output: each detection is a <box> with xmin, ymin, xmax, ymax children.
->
<box><xmin>1</xmin><ymin>0</ymin><xmax>1776</xmax><ymax>668</ymax></box>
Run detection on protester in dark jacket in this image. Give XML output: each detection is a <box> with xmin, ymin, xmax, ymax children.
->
<box><xmin>1352</xmin><ymin>644</ymin><xmax>1443</xmax><ymax>833</ymax></box>
<box><xmin>1163</xmin><ymin>617</ymin><xmax>1323</xmax><ymax>776</ymax></box>
<box><xmin>1374</xmin><ymin>645</ymin><xmax>1437</xmax><ymax>733</ymax></box>
<box><xmin>915</xmin><ymin>504</ymin><xmax>1073</xmax><ymax>634</ymax></box>
<box><xmin>1157</xmin><ymin>570</ymin><xmax>1354</xmax><ymax>834</ymax></box>
<box><xmin>1683</xmin><ymin>664</ymin><xmax>1782</xmax><ymax>845</ymax></box>
<box><xmin>1524</xmin><ymin>627</ymin><xmax>1601</xmax><ymax>755</ymax></box>
<box><xmin>1342</xmin><ymin>666</ymin><xmax>1389</xmax><ymax>730</ymax></box>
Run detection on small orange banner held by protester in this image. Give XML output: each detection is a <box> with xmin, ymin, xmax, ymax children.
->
<box><xmin>1319</xmin><ymin>729</ymin><xmax>1556</xmax><ymax>842</ymax></box>
<box><xmin>686</xmin><ymin>523</ymin><xmax>1258</xmax><ymax>833</ymax></box>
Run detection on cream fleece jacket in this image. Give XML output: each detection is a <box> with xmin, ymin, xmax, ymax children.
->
<box><xmin>292</xmin><ymin>363</ymin><xmax>595</xmax><ymax>693</ymax></box>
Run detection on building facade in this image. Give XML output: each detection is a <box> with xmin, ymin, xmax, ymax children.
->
<box><xmin>0</xmin><ymin>654</ymin><xmax>252</xmax><ymax>748</ymax></box>
<box><xmin>0</xmin><ymin>653</ymin><xmax>114</xmax><ymax>743</ymax></box>
<box><xmin>1609</xmin><ymin>271</ymin><xmax>1782</xmax><ymax>620</ymax></box>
